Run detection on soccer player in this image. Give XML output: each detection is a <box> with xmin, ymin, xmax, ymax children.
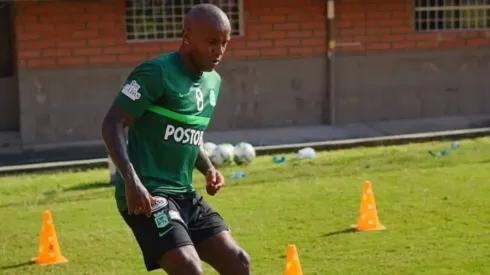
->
<box><xmin>101</xmin><ymin>4</ymin><xmax>251</xmax><ymax>275</ymax></box>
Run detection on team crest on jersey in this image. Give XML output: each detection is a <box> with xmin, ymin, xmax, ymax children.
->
<box><xmin>121</xmin><ymin>80</ymin><xmax>141</xmax><ymax>101</ymax></box>
<box><xmin>209</xmin><ymin>89</ymin><xmax>216</xmax><ymax>107</ymax></box>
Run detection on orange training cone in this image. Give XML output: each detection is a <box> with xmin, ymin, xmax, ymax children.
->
<box><xmin>31</xmin><ymin>210</ymin><xmax>68</xmax><ymax>266</ymax></box>
<box><xmin>284</xmin><ymin>244</ymin><xmax>303</xmax><ymax>275</ymax></box>
<box><xmin>352</xmin><ymin>181</ymin><xmax>386</xmax><ymax>231</ymax></box>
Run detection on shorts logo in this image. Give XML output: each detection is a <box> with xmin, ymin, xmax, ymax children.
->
<box><xmin>169</xmin><ymin>210</ymin><xmax>184</xmax><ymax>224</ymax></box>
<box><xmin>153</xmin><ymin>210</ymin><xmax>169</xmax><ymax>229</ymax></box>
<box><xmin>151</xmin><ymin>196</ymin><xmax>168</xmax><ymax>213</ymax></box>
<box><xmin>121</xmin><ymin>80</ymin><xmax>141</xmax><ymax>101</ymax></box>
<box><xmin>152</xmin><ymin>197</ymin><xmax>170</xmax><ymax>229</ymax></box>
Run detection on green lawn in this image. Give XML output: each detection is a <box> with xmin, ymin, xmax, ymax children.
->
<box><xmin>1</xmin><ymin>138</ymin><xmax>490</xmax><ymax>275</ymax></box>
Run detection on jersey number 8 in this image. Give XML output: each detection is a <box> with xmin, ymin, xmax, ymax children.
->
<box><xmin>195</xmin><ymin>88</ymin><xmax>204</xmax><ymax>112</ymax></box>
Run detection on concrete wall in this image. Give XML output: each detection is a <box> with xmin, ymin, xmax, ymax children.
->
<box><xmin>18</xmin><ymin>56</ymin><xmax>327</xmax><ymax>145</ymax></box>
<box><xmin>18</xmin><ymin>67</ymin><xmax>130</xmax><ymax>145</ymax></box>
<box><xmin>0</xmin><ymin>77</ymin><xmax>19</xmax><ymax>131</ymax></box>
<box><xmin>335</xmin><ymin>49</ymin><xmax>490</xmax><ymax>123</ymax></box>
<box><xmin>18</xmin><ymin>48</ymin><xmax>490</xmax><ymax>145</ymax></box>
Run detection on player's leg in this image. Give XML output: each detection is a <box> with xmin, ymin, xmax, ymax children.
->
<box><xmin>120</xmin><ymin>196</ymin><xmax>204</xmax><ymax>274</ymax></box>
<box><xmin>196</xmin><ymin>231</ymin><xmax>251</xmax><ymax>275</ymax></box>
<box><xmin>157</xmin><ymin>245</ymin><xmax>202</xmax><ymax>275</ymax></box>
<box><xmin>189</xmin><ymin>193</ymin><xmax>251</xmax><ymax>275</ymax></box>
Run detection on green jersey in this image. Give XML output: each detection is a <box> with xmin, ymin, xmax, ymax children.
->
<box><xmin>112</xmin><ymin>51</ymin><xmax>222</xmax><ymax>211</ymax></box>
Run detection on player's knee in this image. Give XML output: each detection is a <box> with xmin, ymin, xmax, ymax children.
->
<box><xmin>159</xmin><ymin>250</ymin><xmax>203</xmax><ymax>275</ymax></box>
<box><xmin>236</xmin><ymin>248</ymin><xmax>251</xmax><ymax>273</ymax></box>
<box><xmin>181</xmin><ymin>257</ymin><xmax>203</xmax><ymax>275</ymax></box>
<box><xmin>164</xmin><ymin>257</ymin><xmax>203</xmax><ymax>275</ymax></box>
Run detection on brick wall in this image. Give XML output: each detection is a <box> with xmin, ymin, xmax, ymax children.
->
<box><xmin>14</xmin><ymin>0</ymin><xmax>326</xmax><ymax>70</ymax></box>
<box><xmin>14</xmin><ymin>0</ymin><xmax>490</xmax><ymax>70</ymax></box>
<box><xmin>335</xmin><ymin>0</ymin><xmax>490</xmax><ymax>53</ymax></box>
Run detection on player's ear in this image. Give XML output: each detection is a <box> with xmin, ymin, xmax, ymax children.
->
<box><xmin>182</xmin><ymin>28</ymin><xmax>191</xmax><ymax>45</ymax></box>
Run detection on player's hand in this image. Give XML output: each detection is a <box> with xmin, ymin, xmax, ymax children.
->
<box><xmin>125</xmin><ymin>177</ymin><xmax>154</xmax><ymax>217</ymax></box>
<box><xmin>205</xmin><ymin>168</ymin><xmax>225</xmax><ymax>196</ymax></box>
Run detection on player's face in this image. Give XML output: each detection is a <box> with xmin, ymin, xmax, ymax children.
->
<box><xmin>191</xmin><ymin>23</ymin><xmax>231</xmax><ymax>72</ymax></box>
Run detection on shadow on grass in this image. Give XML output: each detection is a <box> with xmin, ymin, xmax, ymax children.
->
<box><xmin>62</xmin><ymin>181</ymin><xmax>113</xmax><ymax>192</ymax></box>
<box><xmin>321</xmin><ymin>227</ymin><xmax>357</xmax><ymax>237</ymax></box>
<box><xmin>224</xmin><ymin>172</ymin><xmax>315</xmax><ymax>189</ymax></box>
<box><xmin>0</xmin><ymin>181</ymin><xmax>113</xmax><ymax>209</ymax></box>
<box><xmin>222</xmin><ymin>154</ymin><xmax>488</xmax><ymax>190</ymax></box>
<box><xmin>1</xmin><ymin>261</ymin><xmax>34</xmax><ymax>270</ymax></box>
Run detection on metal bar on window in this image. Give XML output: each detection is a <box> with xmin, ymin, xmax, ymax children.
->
<box><xmin>125</xmin><ymin>0</ymin><xmax>242</xmax><ymax>42</ymax></box>
<box><xmin>413</xmin><ymin>0</ymin><xmax>490</xmax><ymax>31</ymax></box>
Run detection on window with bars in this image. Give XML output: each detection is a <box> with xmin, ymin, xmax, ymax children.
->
<box><xmin>125</xmin><ymin>0</ymin><xmax>242</xmax><ymax>42</ymax></box>
<box><xmin>414</xmin><ymin>0</ymin><xmax>490</xmax><ymax>31</ymax></box>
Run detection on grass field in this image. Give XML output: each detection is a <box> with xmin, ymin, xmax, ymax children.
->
<box><xmin>1</xmin><ymin>138</ymin><xmax>490</xmax><ymax>275</ymax></box>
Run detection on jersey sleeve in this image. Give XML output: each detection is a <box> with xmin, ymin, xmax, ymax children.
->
<box><xmin>114</xmin><ymin>61</ymin><xmax>164</xmax><ymax>118</ymax></box>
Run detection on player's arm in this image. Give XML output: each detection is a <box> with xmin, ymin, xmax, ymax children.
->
<box><xmin>195</xmin><ymin>76</ymin><xmax>221</xmax><ymax>176</ymax></box>
<box><xmin>198</xmin><ymin>76</ymin><xmax>224</xmax><ymax>196</ymax></box>
<box><xmin>101</xmin><ymin>104</ymin><xmax>137</xmax><ymax>183</ymax></box>
<box><xmin>198</xmin><ymin>146</ymin><xmax>224</xmax><ymax>196</ymax></box>
<box><xmin>102</xmin><ymin>62</ymin><xmax>163</xmax><ymax>184</ymax></box>
<box><xmin>195</xmin><ymin>147</ymin><xmax>214</xmax><ymax>175</ymax></box>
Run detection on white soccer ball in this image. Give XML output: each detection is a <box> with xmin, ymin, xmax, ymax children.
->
<box><xmin>209</xmin><ymin>143</ymin><xmax>234</xmax><ymax>167</ymax></box>
<box><xmin>203</xmin><ymin>142</ymin><xmax>217</xmax><ymax>157</ymax></box>
<box><xmin>233</xmin><ymin>142</ymin><xmax>256</xmax><ymax>165</ymax></box>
